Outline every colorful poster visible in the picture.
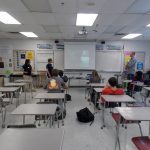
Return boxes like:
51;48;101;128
26;51;34;60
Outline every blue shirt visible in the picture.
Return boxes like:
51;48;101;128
126;58;136;74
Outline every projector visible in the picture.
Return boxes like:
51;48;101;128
78;27;88;35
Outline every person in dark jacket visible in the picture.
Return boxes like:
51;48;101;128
46;58;53;78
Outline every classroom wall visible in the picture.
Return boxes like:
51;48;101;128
0;39;150;81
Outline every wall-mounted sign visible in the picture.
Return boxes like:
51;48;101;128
137;62;143;70
37;44;53;49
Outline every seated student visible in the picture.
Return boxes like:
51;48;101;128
128;71;144;94
44;69;67;91
101;77;124;108
89;70;101;83
89;70;101;109
58;70;68;83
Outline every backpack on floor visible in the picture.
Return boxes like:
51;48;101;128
65;94;71;101
76;107;94;123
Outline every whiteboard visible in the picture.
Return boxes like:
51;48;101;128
36;51;54;71
54;50;64;70
96;50;123;72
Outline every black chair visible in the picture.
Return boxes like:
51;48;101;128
7;124;36;128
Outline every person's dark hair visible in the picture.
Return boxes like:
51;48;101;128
108;77;117;87
48;58;52;63
52;69;58;77
58;70;63;77
135;71;143;81
25;59;30;65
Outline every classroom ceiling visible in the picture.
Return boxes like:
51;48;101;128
0;0;150;41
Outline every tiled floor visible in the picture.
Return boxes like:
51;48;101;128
0;88;149;150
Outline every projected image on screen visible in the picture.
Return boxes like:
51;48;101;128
64;43;95;70
81;50;89;67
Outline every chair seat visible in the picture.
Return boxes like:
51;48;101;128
132;136;150;150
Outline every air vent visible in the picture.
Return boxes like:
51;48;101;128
114;33;126;36
8;32;20;34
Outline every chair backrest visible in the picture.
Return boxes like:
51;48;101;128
7;124;36;128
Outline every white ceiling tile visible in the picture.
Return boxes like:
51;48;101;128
49;0;77;13
101;0;135;13
77;0;106;13
59;26;76;33
39;32;62;39
32;13;57;25
54;13;76;26
43;25;60;33
126;0;150;14
111;14;142;26
0;0;28;12
96;13;120;26
103;25;125;34
21;0;52;13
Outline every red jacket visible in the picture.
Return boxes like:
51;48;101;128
102;87;124;95
101;87;124;103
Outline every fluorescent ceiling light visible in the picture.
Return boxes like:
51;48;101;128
122;33;142;39
76;13;98;26
20;32;38;38
146;24;150;27
0;12;21;24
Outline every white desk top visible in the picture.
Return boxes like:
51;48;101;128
15;79;32;83
0;94;5;98
144;87;150;91
4;82;26;87
35;93;65;99
94;88;104;93
101;95;135;102
123;80;132;83
116;107;150;121
0;87;20;92
0;129;64;150
89;83;106;87
11;104;58;115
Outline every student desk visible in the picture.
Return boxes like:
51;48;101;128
115;107;150;150
0;87;20;107
11;104;58;128
0;128;64;150
101;95;135;129
15;79;33;98
4;82;27;103
34;93;65;126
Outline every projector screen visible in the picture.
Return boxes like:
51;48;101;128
64;42;95;70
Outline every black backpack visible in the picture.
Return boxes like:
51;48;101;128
76;107;94;124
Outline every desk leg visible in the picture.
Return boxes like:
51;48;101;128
115;121;121;150
101;102;106;129
148;121;150;139
24;85;27;104
49;116;52;128
56;111;59;128
23;115;25;125
1;107;6;128
61;99;64;126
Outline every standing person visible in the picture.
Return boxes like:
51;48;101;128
46;58;53;78
22;59;33;91
126;52;136;80
22;59;32;79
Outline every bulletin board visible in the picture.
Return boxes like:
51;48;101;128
124;51;145;71
13;50;35;71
